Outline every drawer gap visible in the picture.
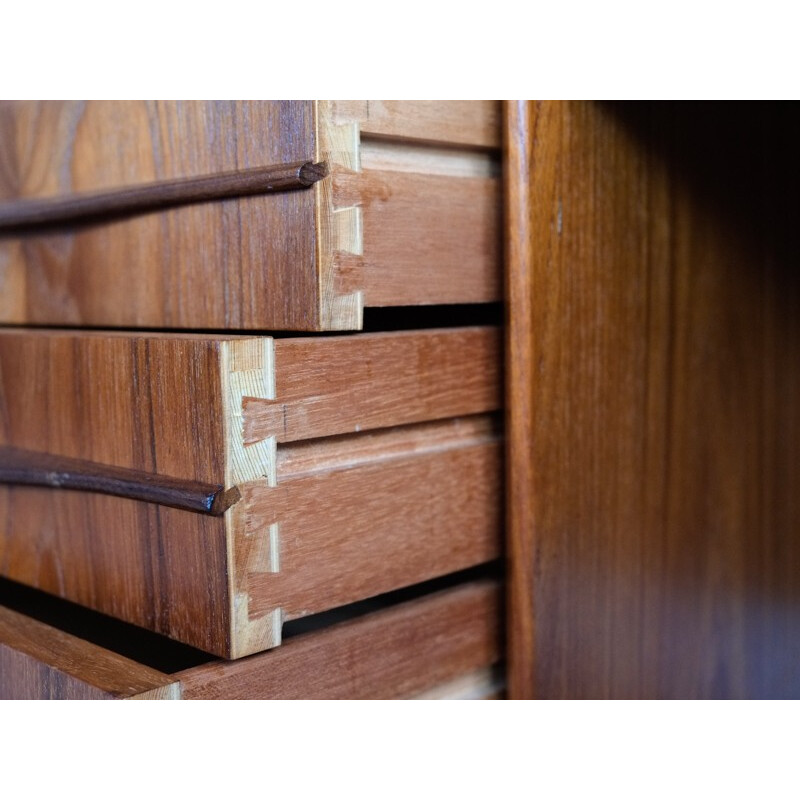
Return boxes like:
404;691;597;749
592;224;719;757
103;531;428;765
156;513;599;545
0;576;214;673
282;560;502;640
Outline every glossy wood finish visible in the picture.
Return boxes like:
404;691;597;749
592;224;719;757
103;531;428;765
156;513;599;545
0;101;320;330
506;101;800;698
0;160;324;231
0;101;502;330
177;579;501;700
0;327;502;658
505;101;536;700
0;331;232;654
0;606;178;699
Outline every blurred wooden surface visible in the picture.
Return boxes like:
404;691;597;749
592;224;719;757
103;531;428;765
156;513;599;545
177;578;501;700
506;100;800;698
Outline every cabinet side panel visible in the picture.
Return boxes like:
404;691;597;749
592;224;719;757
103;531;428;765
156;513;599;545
507;100;800;699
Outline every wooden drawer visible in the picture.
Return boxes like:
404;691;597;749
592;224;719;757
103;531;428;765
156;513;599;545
0;100;500;331
0;578;502;700
0;327;501;658
0;604;180;699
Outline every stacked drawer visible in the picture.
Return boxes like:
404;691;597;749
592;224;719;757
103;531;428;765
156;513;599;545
0;100;503;698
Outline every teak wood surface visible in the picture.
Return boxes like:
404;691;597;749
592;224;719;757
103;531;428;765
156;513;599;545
0;327;501;658
0;100;502;330
177;578;501;700
0;101;322;330
506;100;800;699
0;605;178;699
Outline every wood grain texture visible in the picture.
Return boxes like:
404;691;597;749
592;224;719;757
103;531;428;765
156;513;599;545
505;101;536;700
0;606;179;699
177;579;501;699
315;100;502;327
0;100;321;330
0;446;238;514
331;101;501;148
0;161;325;230
245;327;502;444
506;100;800;698
0;101;503;330
331;168;502;306
242;418;502;627
0;328;502;658
0;330;231;655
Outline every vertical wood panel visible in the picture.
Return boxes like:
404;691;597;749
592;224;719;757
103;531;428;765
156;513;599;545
506;101;800;698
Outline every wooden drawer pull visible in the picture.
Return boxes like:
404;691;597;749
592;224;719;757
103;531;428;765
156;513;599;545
0;446;240;515
0;160;327;231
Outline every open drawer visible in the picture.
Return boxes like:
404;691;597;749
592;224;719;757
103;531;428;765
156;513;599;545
0;100;500;330
0;577;502;700
0;326;502;658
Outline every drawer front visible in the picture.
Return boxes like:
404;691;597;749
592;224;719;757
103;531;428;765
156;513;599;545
0;327;501;657
0;100;321;330
0;101;501;331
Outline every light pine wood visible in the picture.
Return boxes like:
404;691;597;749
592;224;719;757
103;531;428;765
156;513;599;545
330;101;501;148
0;327;502;658
506;100;800;699
0;606;179;700
177;579;501;699
314;99;364;329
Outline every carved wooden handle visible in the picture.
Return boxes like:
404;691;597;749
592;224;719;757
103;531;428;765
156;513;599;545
0;447;240;516
0;160;327;231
